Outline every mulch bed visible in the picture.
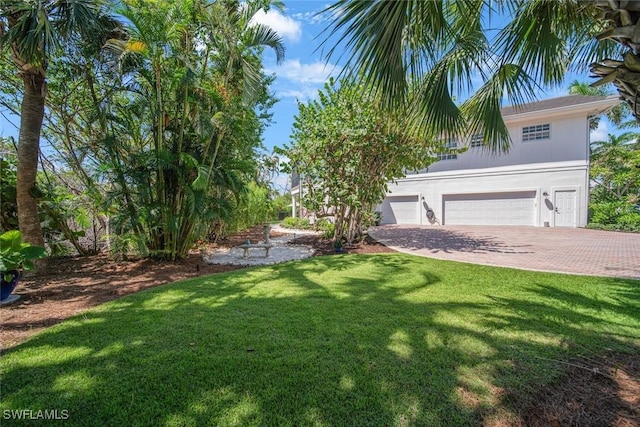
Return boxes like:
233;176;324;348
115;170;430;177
0;225;637;426
516;353;640;427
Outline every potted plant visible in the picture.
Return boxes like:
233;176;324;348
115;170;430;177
1;230;47;302
333;237;345;253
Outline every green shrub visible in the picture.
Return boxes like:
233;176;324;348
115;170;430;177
268;194;292;222
589;201;625;225
317;219;335;238
588;201;640;232
227;182;271;233
281;216;311;229
0;155;18;232
280;216;337;236
586;223;640;233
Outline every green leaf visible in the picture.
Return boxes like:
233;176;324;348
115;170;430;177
20;246;47;259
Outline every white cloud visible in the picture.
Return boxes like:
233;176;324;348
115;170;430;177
291;10;329;25
590;119;609;143
265;59;342;100
251;10;302;43
279;89;319;100
290;3;337;25
273;59;341;84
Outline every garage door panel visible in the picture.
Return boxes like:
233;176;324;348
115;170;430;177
444;191;535;226
380;195;419;225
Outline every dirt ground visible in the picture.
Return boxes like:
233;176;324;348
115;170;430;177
1;226;637;426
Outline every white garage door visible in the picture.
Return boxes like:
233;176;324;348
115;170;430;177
443;191;536;226
380;195;420;225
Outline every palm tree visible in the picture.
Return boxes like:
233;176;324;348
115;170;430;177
322;0;620;153
589;132;640;207
0;0;118;248
590;131;638;158
568;80;629;129
589;1;640;121
102;0;284;259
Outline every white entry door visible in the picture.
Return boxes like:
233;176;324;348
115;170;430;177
554;190;577;227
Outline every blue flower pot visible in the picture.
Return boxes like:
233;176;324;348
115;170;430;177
1;271;20;301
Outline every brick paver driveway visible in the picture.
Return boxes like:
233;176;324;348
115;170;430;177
368;225;640;279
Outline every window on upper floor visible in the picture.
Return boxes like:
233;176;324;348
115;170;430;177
470;133;483;148
522;124;550;142
437;138;457;160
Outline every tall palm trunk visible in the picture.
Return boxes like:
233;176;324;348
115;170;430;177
16;71;46;247
590;2;640;120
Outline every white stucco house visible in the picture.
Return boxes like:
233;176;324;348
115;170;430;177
378;95;620;228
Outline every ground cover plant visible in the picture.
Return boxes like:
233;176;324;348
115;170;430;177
1;254;638;426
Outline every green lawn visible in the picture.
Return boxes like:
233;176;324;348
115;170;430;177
1;254;638;426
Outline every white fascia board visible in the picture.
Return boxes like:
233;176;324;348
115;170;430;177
503;96;621;124
384;192;421;197
397;160;587;182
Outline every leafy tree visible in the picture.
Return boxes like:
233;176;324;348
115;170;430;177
0;0;119;250
269;192;291;220
98;0;284;259
226;181;272;233
589;132;640;230
0;137;99;253
0;137;18;232
282;79;438;243
589;2;640;122
0;0;284;260
568;80;628;129
564;82;640;230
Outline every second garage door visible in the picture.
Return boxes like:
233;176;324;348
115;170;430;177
379;195;420;224
443;191;536;225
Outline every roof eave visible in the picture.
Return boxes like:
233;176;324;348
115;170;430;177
502;96;621;123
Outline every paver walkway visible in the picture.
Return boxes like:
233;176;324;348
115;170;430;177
368;225;640;279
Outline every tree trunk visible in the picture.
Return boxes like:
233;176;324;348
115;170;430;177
591;1;640;120
16;71;46;248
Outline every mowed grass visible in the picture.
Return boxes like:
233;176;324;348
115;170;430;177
1;254;639;426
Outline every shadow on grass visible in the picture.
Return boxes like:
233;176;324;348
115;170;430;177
1;254;638;426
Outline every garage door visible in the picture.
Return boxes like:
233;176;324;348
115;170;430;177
380;195;420;225
443;191;536;225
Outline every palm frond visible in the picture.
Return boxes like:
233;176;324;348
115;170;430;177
323;0;413;106
461;63;538;154
246;23;285;64
1;0;57;68
495;0;599;87
408;62;464;141
53;0;103;38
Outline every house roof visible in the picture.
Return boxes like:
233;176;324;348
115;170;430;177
501;95;619;117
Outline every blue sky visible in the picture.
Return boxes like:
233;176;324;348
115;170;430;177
0;2;341;158
253;2;342;155
252;1;615;190
254;1;616;152
0;0;617;187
